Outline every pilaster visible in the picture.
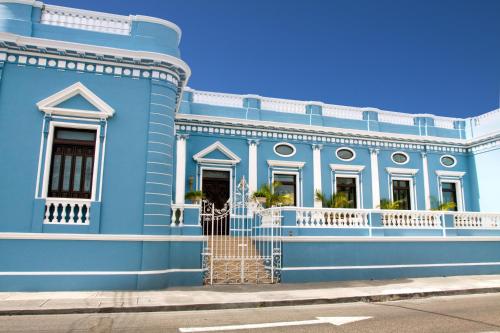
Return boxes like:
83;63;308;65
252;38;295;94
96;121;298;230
370;148;380;208
312;144;323;207
421;150;431;210
175;134;189;204
248;139;260;194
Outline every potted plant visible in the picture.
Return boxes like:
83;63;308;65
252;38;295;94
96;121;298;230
252;182;292;208
185;190;204;204
252;189;268;205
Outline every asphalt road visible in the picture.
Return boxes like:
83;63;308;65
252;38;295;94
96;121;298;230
2;293;500;332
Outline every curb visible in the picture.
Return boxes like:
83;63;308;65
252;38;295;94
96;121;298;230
2;287;500;316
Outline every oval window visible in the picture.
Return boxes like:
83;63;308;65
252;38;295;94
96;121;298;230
392;152;409;164
336;148;355;161
440;155;456;168
274;143;295;157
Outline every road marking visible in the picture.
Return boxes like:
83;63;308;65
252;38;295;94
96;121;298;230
178;316;372;332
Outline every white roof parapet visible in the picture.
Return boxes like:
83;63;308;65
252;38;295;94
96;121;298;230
377;110;415;126
322;104;364;120
260;96;307;114
191;90;244;108
187;88;463;128
39;4;182;42
41;4;132;36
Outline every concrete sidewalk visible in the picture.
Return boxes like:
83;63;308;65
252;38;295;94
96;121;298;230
2;275;500;316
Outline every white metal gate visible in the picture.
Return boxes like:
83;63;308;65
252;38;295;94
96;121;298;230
201;178;282;285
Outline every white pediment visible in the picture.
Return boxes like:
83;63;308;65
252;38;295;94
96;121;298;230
193;141;241;165
36;82;115;119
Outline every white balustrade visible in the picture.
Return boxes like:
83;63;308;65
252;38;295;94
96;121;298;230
433;117;456;129
260;97;306;114
378;111;415;126
191;91;244;108
322;105;364;120
454;212;500;228
296;208;369;228
381;210;442;228
44;198;91;225
41;5;131;35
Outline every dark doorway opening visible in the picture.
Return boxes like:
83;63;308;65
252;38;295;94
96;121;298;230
202;169;230;235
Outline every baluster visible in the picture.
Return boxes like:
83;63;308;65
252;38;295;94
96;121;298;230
43;203;50;224
179;208;184;226
68;202;75;224
76;203;83;224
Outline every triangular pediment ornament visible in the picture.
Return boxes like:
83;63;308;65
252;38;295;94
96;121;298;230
193;141;241;165
36;82;115;119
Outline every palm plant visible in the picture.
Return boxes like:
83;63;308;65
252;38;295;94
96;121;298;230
252;182;293;208
378;198;404;210
315;191;352;208
430;196;457;211
432;202;457;211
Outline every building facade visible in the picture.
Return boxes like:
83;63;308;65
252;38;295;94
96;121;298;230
1;0;500;291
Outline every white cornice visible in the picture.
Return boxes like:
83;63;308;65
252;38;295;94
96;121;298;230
330;164;365;172
176;114;465;146
436;170;466;178
267;160;305;169
176;113;500;150
386;167;419;175
0;32;191;78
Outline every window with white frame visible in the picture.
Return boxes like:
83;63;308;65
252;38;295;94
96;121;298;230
440;181;459;211
335;176;358;208
392;178;412;210
273;172;297;206
48;128;97;199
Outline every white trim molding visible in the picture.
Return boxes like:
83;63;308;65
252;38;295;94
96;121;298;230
193;141;241;165
330;164;365;172
37;82;115;119
386;167;419;176
435;170;466;178
0;232;204;242
267;160;306;169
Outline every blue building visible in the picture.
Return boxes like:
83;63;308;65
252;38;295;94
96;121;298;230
1;0;500;291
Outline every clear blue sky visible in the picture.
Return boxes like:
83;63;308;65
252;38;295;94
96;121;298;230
47;0;499;118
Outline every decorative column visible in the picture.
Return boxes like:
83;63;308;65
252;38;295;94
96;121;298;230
421;151;431;210
370;148;380;208
312;144;323;207
175;134;188;204
248;139;259;195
